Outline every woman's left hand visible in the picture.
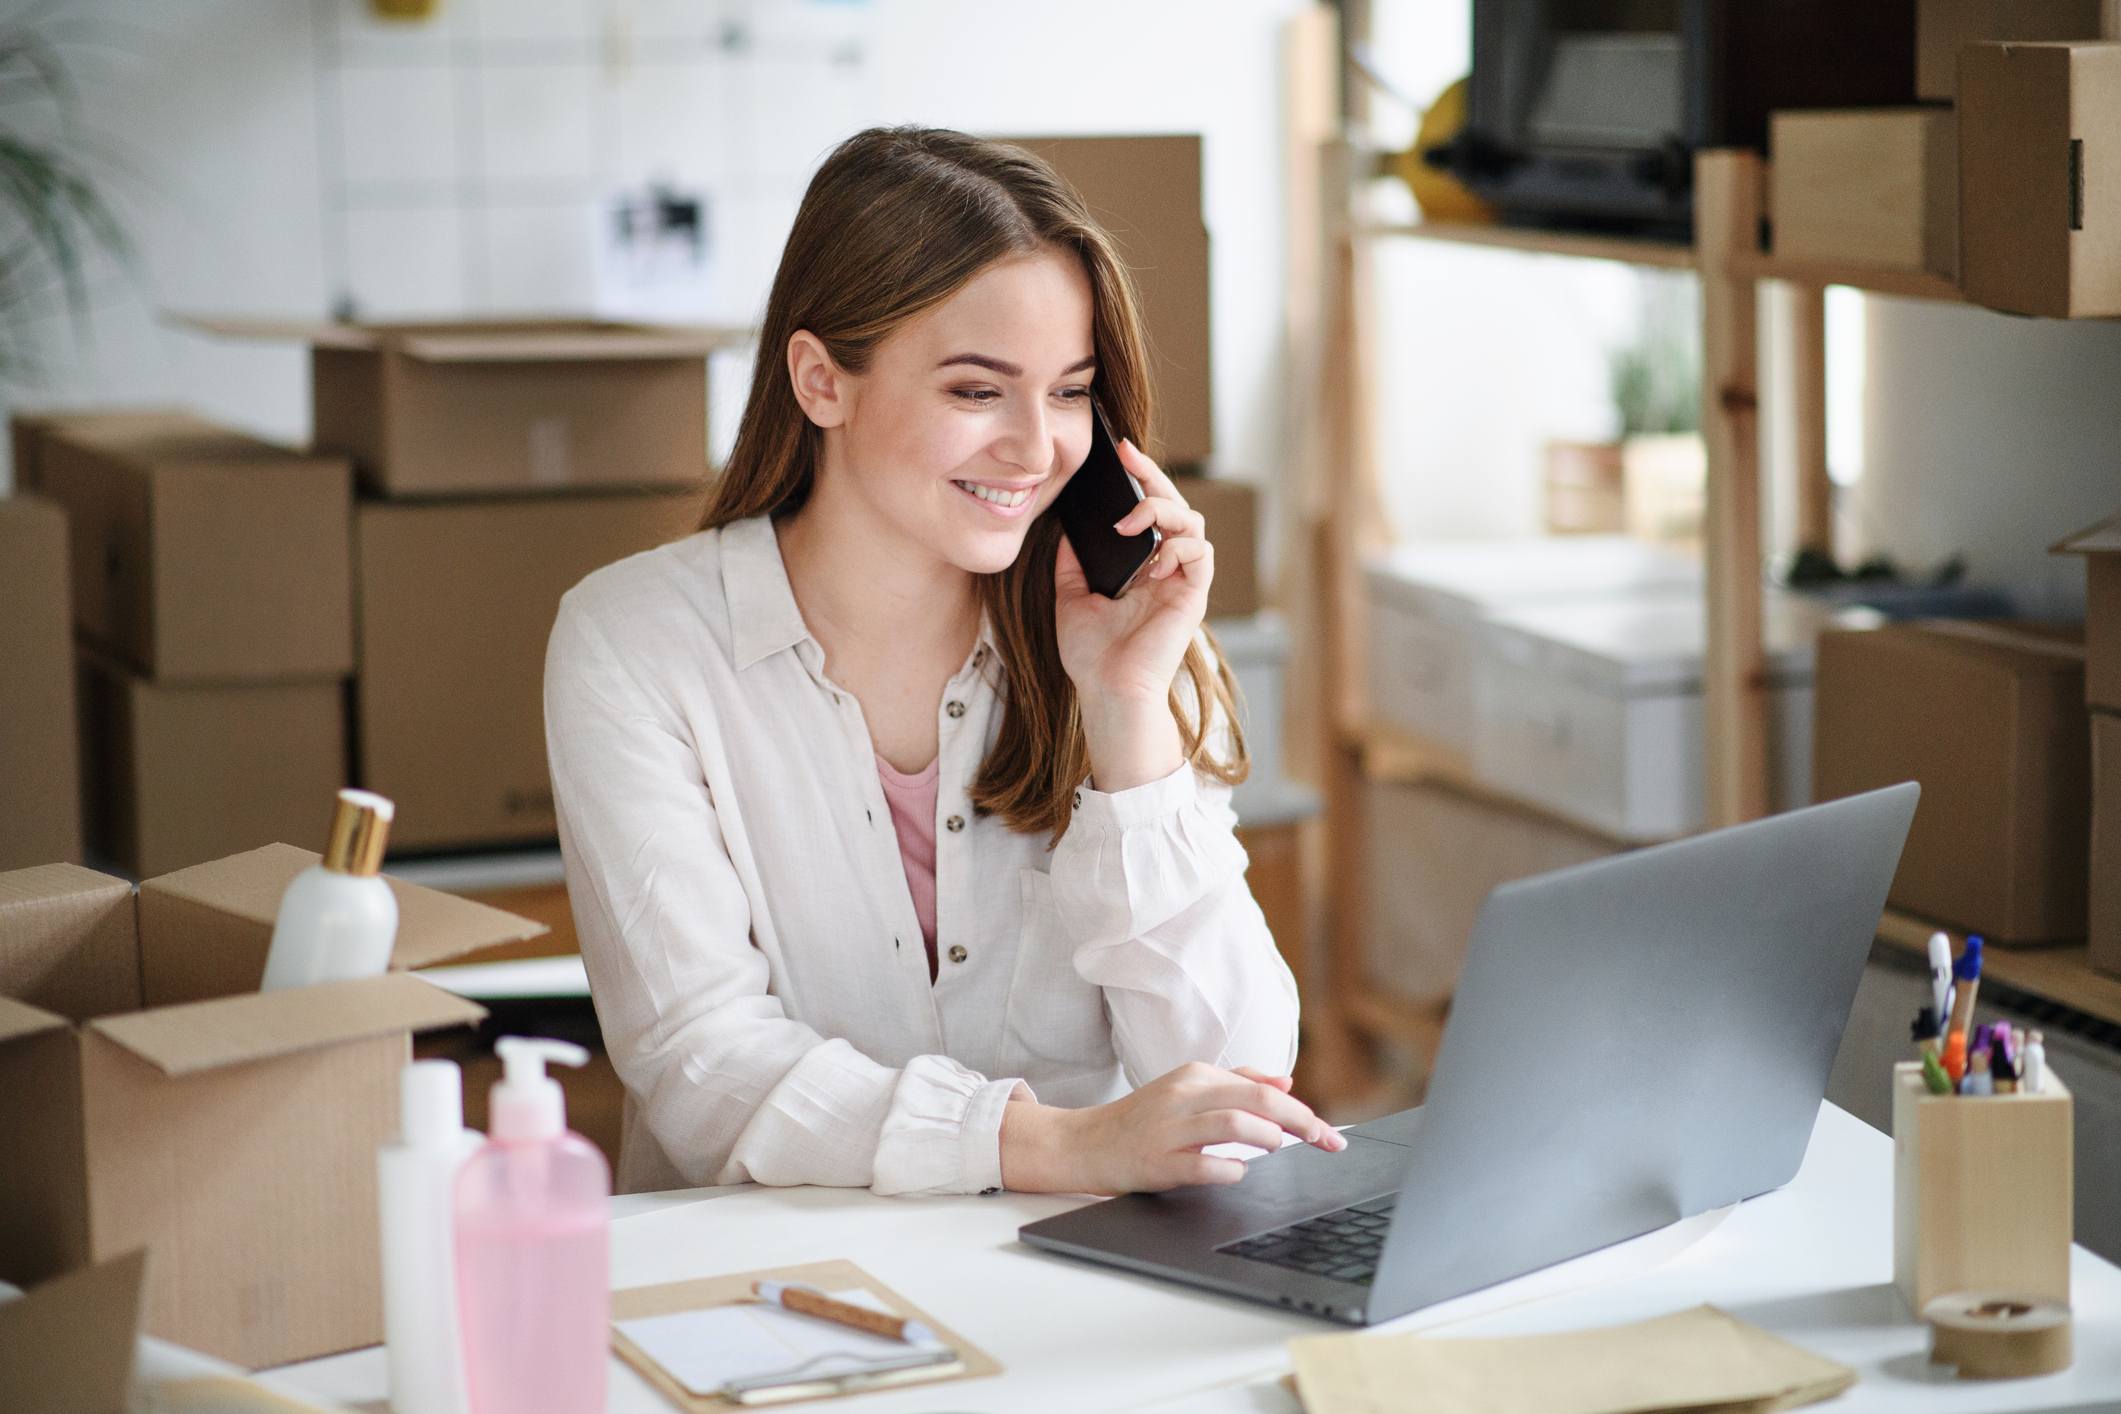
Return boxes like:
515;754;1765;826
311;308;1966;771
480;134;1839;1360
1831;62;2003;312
1053;435;1213;707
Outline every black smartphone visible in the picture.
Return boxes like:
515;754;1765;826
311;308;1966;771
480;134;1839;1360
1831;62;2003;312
1055;398;1161;598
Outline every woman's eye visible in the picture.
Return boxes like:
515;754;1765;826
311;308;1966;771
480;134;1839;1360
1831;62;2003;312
1057;386;1090;401
950;388;1000;404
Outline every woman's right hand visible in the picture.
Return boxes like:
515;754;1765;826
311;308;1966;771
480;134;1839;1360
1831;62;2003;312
1000;1061;1346;1196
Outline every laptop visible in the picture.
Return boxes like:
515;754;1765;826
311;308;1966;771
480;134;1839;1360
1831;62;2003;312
1019;783;1919;1325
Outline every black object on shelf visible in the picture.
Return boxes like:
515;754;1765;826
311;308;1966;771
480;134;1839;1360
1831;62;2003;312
1438;0;1917;237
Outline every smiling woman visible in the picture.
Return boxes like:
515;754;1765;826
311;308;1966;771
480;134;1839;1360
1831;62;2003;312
543;126;1336;1204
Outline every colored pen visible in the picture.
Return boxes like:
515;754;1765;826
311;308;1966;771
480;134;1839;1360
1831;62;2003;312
1920;1049;1954;1095
1910;1005;1942;1060
1927;931;1955;1031
1959;1048;1993;1096
2024;1030;2047;1094
751;1282;934;1345
1941;1029;1968;1086
1946;935;1984;1047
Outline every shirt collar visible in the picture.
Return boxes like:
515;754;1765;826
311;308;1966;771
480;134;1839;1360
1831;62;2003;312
721;515;810;671
721;512;1010;689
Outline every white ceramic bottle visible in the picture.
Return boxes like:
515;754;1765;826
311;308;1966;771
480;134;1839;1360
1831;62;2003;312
379;1060;484;1414
259;788;398;991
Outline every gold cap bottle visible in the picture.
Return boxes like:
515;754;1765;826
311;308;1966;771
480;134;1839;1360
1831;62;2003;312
324;789;395;876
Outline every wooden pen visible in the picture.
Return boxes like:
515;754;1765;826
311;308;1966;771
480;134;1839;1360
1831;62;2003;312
750;1281;936;1344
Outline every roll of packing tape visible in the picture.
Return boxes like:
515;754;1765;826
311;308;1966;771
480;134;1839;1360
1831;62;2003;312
1924;1293;2073;1379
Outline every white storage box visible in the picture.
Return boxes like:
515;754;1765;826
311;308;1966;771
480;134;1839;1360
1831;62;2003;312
1364;538;1700;755
1211;612;1310;824
1472;594;1831;841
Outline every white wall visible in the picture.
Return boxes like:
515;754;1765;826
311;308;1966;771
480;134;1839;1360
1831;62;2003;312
0;0;1309;491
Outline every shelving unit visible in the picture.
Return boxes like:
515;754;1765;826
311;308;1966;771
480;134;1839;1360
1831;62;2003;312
1294;12;2111;1106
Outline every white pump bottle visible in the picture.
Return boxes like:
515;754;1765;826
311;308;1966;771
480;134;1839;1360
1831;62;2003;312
378;1059;483;1414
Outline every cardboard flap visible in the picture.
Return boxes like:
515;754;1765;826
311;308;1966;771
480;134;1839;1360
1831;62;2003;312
86;972;485;1076
143;842;548;971
2053;511;2121;555
0;994;68;1047
164;313;380;349
394;325;723;363
0;1249;146;1413
1914;618;2087;667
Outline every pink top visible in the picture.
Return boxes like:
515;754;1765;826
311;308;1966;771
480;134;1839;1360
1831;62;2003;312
875;752;941;983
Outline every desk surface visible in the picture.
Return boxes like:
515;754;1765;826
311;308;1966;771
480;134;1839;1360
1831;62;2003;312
276;1102;2121;1413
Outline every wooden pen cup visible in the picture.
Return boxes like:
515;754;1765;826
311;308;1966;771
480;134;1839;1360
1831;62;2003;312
1892;1061;2073;1314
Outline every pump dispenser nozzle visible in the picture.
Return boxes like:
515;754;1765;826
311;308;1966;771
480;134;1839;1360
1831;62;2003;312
491;1036;589;1142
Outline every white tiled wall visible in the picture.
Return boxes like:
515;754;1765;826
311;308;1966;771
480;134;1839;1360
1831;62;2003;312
0;0;1311;500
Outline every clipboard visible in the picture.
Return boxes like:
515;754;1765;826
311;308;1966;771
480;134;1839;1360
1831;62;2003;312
610;1259;1002;1410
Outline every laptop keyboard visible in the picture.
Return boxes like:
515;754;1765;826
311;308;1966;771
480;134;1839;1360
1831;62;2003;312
1216;1194;1396;1286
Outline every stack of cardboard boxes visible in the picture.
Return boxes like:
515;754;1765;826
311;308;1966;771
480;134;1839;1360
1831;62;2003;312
2060;514;2121;974
1810;509;2120;968
1769;0;2121;317
180;317;725;855
0;843;544;1368
28;413;355;877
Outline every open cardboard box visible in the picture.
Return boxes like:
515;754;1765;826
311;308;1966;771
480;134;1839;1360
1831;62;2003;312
171;315;744;499
0;848;547;1369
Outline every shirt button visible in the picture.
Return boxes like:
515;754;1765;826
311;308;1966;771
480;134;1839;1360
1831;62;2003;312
945;699;966;719
974;647;987;664
945;814;964;833
948;944;969;964
1072;790;1083;809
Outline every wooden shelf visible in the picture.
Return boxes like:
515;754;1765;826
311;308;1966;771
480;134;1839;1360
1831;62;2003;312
1876;907;2121;1032
1360;219;1697;270
1733;252;1965;304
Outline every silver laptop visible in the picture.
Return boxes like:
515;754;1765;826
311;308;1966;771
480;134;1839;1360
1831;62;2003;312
1019;783;1919;1325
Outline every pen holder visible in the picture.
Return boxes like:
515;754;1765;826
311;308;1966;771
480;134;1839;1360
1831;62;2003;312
1892;1061;2073;1314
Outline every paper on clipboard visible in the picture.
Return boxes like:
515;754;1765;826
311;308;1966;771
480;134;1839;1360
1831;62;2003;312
610;1258;1001;1411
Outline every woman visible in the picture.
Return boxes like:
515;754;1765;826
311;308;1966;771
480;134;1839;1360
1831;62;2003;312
544;125;1343;1198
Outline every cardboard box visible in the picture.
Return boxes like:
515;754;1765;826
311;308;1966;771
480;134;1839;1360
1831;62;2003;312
0;854;538;1367
2093;712;2121;975
1771;108;1958;277
0;864;139;1022
356;491;701;851
1174;471;1260;617
1916;0;2113;98
137;841;547;1007
2055;510;2121;710
177;316;728;499
76;647;348;879
8;406;206;496
37;422;353;682
0;1250;145;1414
1960;41;2121;318
0;497;82;871
1814;621;2089;942
999;136;1213;467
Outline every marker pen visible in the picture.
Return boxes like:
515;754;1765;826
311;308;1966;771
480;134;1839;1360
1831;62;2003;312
1946;935;1984;1047
1920;1049;1955;1096
1959;1048;1994;1097
2024;1030;2047;1094
1941;1029;1969;1086
1927;931;1955;1031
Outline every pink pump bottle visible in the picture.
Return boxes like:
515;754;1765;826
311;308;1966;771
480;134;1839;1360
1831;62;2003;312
454;1037;611;1414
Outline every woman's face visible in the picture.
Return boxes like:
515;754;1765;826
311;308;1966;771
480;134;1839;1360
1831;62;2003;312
801;245;1097;576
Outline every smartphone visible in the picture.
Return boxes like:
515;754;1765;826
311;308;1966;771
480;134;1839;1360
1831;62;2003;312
1055;398;1161;598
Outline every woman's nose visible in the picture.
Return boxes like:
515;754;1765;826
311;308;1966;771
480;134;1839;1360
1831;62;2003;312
991;400;1052;473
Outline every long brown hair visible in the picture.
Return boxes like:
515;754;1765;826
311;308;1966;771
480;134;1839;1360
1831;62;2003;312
697;125;1245;841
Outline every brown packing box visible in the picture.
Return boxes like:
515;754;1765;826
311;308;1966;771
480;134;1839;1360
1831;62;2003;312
1960;41;2121;318
2055;511;2121;710
76;646;347;879
1814;620;2089;942
0;497;82;870
175;316;732;499
2094;712;2121;974
1771;108;1958;278
8;406;206;496
0;864;140;1022
1173;470;1261;618
37;421;354;682
137;841;548;1007
0;1250;146;1414
999;136;1214;467
0;854;540;1368
1916;0;2114;98
356;490;701;851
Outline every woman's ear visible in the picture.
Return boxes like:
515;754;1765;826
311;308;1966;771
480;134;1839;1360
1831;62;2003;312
787;330;851;429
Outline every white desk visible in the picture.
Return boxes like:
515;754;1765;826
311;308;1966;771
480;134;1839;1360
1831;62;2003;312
274;1102;2121;1412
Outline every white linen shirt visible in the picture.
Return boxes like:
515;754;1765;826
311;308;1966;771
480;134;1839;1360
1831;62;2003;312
543;514;1300;1196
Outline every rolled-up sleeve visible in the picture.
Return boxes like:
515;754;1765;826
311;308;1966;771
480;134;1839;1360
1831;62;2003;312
1046;659;1301;1088
544;596;1026;1195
